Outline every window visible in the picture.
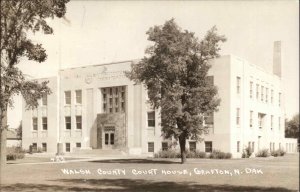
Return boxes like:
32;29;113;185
258;113;264;129
42;143;47;152
32;117;38;130
76;143;81;148
110;133;114;145
147;111;155;127
65;143;70;152
102;86;126;113
75;90;82;104
105;133;109;145
32;143;37;152
251;142;255;153
65;116;71;130
278;117;281;130
42;93;47;106
148;142;154;152
250;81;253;98
250;111;253;127
189;141;196;152
76;116;82;129
236;108;240;126
261;86;264;102
265;88;268;103
237;141;240;152
42;117;47;130
271;89;274;103
279;143;281;149
270;142;272;152
256;84;259;100
205;141;212;152
204;112;214;125
278;93;281;107
65;91;71;105
271;115;273;130
162;142;168;151
236;77;241;94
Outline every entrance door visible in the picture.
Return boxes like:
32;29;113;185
103;126;115;149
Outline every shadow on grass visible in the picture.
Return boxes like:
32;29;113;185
89;158;179;164
1;179;296;192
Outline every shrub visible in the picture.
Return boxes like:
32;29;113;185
242;146;253;158
271;149;285;157
255;149;270;157
6;146;25;161
194;150;207;158
154;149;180;158
154;149;207;159
209;150;232;159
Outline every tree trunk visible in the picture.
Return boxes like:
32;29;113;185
0;108;7;185
179;134;187;164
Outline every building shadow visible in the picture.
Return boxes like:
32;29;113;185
89;158;179;164
1;179;295;192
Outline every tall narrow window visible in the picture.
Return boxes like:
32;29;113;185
236;77;241;94
278;117;281;130
189;142;196;152
250;111;253;127
265;88;268;103
65;143;70;152
237;141;240;152
271;115;273;130
65;116;71;130
147;111;155;127
261;86;264;102
162;142;168;151
278;93;281;107
271;89;274;103
258;113;264;129
148;142;154;152
236;108;240;126
76;116;82;129
110;133;114;145
65;91;71;105
252;142;255;153
32;143;37;152
75;90;82;104
42;93;47;106
249;81;253;98
42;117;47;130
42;143;47;152
205;141;213;152
256;84;259;100
32;117;38;130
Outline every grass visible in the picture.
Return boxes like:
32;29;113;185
1;154;299;191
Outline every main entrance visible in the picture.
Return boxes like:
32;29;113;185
104;126;115;149
97;113;126;150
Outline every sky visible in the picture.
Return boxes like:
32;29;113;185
7;0;299;127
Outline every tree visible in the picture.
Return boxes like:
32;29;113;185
0;0;69;170
16;120;22;138
285;114;299;138
127;19;226;163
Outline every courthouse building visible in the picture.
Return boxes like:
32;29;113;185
22;42;298;157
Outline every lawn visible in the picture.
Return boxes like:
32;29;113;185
1;154;299;192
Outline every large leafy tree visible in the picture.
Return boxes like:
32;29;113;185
0;0;69;169
127;19;226;163
285;114;299;138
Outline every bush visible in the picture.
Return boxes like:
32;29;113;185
209;150;232;159
255;149;270;157
154;149;180;158
242;146;253;158
6;146;25;161
271;149;285;157
154;149;207;159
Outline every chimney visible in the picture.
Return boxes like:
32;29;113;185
273;41;281;77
